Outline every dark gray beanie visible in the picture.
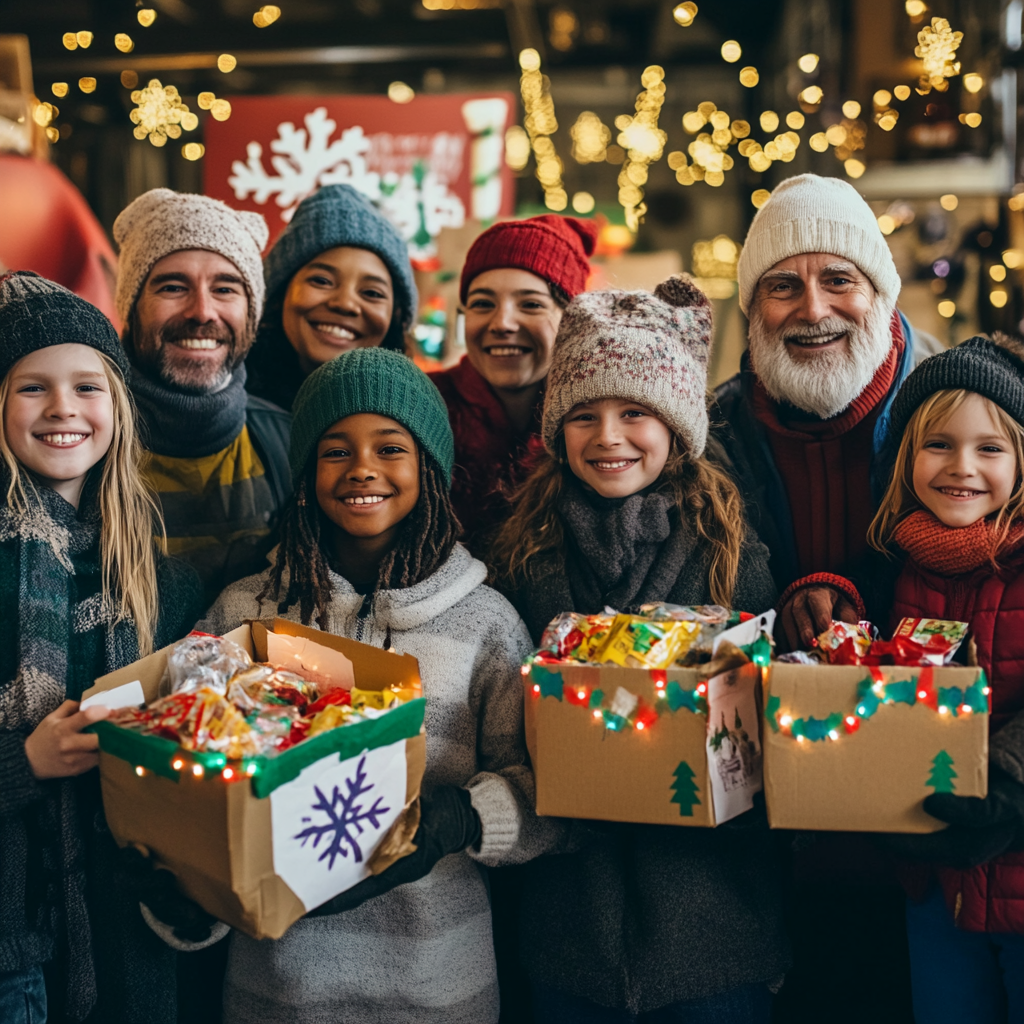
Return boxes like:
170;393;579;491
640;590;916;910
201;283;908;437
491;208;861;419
888;335;1024;442
263;184;417;331
0;271;129;380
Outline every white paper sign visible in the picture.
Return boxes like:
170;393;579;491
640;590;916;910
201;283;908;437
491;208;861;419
270;740;408;911
705;665;763;823
81;679;145;711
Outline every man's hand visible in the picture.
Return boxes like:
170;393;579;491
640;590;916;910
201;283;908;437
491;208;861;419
778;585;859;651
25;700;110;780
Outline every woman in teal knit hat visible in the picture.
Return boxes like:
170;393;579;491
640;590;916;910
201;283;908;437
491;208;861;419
195;348;554;1024
246;185;418;411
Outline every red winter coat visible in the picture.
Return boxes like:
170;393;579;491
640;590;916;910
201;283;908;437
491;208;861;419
892;552;1024;933
429;356;543;552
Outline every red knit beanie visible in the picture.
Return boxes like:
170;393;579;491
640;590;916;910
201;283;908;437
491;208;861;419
459;215;598;304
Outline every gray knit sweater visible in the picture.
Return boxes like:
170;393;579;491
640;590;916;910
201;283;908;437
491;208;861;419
197;544;554;1024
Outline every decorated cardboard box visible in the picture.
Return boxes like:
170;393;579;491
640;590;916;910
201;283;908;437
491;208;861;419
523;659;764;827
81;619;425;940
763;664;989;833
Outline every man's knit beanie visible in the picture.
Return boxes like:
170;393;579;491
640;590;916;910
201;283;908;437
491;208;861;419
888;335;1024;443
542;274;713;457
459;215;598;304
0;271;129;380
289;347;454;484
113;188;269;339
736;173;901;316
263;185;417;332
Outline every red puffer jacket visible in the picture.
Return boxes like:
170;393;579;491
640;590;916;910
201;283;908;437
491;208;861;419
892;552;1024;933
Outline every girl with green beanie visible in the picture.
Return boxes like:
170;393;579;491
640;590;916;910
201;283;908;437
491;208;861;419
197;347;553;1024
246;184;418;411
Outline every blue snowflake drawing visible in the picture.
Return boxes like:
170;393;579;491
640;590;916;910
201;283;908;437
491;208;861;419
293;755;391;868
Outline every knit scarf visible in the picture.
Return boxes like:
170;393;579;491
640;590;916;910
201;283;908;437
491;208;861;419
557;476;697;611
893;509;1024;576
130;362;249;459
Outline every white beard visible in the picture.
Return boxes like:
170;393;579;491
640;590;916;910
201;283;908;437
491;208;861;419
748;299;895;419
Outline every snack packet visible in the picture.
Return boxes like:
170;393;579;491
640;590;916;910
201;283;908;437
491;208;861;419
891;618;967;665
814;620;877;664
163;634;252;696
595;614;702;670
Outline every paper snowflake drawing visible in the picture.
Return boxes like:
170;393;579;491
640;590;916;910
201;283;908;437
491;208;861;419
293;754;391;868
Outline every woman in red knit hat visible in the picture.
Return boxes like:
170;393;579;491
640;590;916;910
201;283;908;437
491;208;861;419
430;214;596;551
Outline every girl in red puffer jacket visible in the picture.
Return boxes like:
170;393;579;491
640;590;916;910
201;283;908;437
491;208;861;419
781;334;1024;1024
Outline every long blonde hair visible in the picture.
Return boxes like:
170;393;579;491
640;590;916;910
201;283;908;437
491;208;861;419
0;352;165;655
490;433;746;607
868;388;1024;558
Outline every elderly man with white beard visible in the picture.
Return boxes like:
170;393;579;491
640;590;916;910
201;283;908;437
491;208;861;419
711;174;926;1023
711;175;929;634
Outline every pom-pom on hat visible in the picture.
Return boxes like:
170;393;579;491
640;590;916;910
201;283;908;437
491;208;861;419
542;274;713;457
263;184;417;336
0;271;129;381
736;173;901;316
289;347;454;484
459;215;597;304
888;334;1024;444
113;188;269;340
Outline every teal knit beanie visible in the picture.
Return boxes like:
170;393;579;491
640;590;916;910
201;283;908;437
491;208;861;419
289;348;454;484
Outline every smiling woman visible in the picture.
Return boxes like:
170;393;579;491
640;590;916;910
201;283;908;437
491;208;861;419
247;184;417;412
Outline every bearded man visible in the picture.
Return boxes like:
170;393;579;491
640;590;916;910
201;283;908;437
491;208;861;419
114;189;290;603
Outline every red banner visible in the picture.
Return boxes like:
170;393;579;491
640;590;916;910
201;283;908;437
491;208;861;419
203;93;515;260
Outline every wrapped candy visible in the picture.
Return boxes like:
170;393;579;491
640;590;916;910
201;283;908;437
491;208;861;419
595;614;702;670
814;621;878;664
892;618;967;665
162;634;252;696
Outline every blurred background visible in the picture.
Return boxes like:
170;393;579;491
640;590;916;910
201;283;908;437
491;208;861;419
0;0;1017;383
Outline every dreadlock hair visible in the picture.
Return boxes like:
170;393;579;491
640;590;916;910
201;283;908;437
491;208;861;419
259;448;461;628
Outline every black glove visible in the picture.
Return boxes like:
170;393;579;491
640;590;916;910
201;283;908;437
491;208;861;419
874;766;1024;870
117;846;217;943
309;784;482;916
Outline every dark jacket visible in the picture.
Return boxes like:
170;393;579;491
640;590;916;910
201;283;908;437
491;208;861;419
710;311;917;593
499;488;789;1013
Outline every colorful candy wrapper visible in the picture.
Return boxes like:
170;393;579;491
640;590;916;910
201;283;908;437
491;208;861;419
594;614;702;670
163;634;252;696
891;618;967;665
814;620;877;664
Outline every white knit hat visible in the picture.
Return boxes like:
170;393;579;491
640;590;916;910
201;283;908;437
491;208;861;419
113;188;269;339
736;174;900;315
542;274;713;457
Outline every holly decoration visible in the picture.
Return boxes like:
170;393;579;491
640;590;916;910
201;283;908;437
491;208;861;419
927;749;957;794
671;760;700;817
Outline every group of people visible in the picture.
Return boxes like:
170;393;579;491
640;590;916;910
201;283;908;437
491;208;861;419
2;168;1024;1024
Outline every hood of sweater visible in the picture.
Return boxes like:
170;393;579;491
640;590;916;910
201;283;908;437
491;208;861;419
129;361;249;458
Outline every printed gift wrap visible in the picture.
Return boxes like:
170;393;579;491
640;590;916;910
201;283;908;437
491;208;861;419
82;619;425;940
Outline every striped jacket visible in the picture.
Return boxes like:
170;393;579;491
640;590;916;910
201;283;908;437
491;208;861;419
197;544;555;1024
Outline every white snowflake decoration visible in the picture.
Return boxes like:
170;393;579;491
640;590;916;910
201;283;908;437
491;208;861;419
228;105;465;256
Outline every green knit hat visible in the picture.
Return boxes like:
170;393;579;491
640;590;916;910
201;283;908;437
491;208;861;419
289;348;454;484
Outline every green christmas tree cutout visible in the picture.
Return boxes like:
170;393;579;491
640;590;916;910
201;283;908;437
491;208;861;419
927;750;957;794
671;761;701;817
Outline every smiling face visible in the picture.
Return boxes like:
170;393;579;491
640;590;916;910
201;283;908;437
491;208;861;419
282;247;395;375
315;413;420;551
3;344;115;507
749;252;893;419
463;268;564;394
912;392;1019;528
133;249;250;393
562;397;673;498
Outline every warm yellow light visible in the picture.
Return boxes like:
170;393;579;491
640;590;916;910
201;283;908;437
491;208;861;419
939;193;958;211
52;82;68;98
750;151;771;173
76;31;93;47
544;189;568;211
505;125;531;170
192;763;204;777
759;110;779;133
254;4;281;26
905;0;927;15
797;53;819;73
799;86;823;105
519;48;541;71
62;33;78;50
388;81;415;103
963;112;982;128
991;264;1007;281
844;158;866;178
115;33;134;53
842;100;861;119
938;300;956;318
209;98;232;121
991;289;1008;308
894;85;911;101
217;54;237;73
963;72;984;93
751;188;770;208
809;132;829;152
572;190;595;214
137;8;156;26
78;77;96;94
682;110;705;133
1005;249;1024;269
873;89;892;107
121;70;139;89
738;66;759;87
878;214;896;235
878;113;898;131
672;2;697;26
198;91;216;110
785;111;804;129
182;142;205;160
721;41;742;63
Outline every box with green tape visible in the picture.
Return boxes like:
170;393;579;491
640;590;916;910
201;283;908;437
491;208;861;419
763;664;988;833
81;619;425;940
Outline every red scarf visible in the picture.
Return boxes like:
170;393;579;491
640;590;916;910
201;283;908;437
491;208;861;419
893;509;1024;576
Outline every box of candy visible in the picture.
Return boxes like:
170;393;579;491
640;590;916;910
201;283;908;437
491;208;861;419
81;618;425;940
523;609;774;827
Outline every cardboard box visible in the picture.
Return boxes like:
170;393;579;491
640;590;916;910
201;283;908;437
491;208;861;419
524;661;764;827
82;619;426;940
763;664;989;833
